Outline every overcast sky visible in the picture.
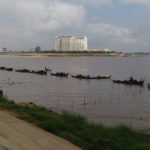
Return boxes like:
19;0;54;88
0;0;150;52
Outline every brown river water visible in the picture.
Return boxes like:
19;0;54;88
0;55;150;132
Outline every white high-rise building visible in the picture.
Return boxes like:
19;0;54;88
54;36;88;51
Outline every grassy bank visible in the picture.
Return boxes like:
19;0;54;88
0;96;150;150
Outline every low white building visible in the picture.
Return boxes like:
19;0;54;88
104;49;113;52
89;49;113;52
54;36;88;51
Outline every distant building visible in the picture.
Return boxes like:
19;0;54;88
35;46;41;52
2;48;7;52
54;36;88;51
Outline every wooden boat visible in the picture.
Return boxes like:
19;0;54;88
72;74;111;79
71;74;85;78
15;69;31;73
45;67;51;72
0;67;6;70
5;68;13;71
113;77;144;86
0;67;13;71
31;70;47;75
51;72;68;77
96;75;111;79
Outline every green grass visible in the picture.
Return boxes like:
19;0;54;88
0;96;150;150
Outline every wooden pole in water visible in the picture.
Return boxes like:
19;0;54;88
72;100;74;108
84;96;86;105
0;89;3;96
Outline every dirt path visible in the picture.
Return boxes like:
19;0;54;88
0;111;81;150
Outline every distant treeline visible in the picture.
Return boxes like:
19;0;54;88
126;52;150;56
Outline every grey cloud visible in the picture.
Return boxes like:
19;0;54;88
85;23;147;52
16;1;85;31
63;0;111;5
0;0;85;50
119;0;150;6
0;0;149;52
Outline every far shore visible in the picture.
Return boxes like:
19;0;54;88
0;52;134;57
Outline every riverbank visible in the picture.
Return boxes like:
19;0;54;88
0;52;130;57
0;111;81;150
0;96;150;150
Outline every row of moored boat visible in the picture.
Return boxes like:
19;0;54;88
0;66;150;88
0;66;112;79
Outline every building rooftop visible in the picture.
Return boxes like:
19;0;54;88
55;36;87;39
